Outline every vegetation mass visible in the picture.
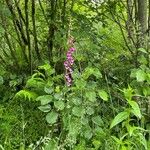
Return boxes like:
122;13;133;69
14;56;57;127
0;0;150;149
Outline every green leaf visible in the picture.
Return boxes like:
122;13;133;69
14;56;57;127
54;93;62;100
92;140;101;149
82;67;102;79
46;111;58;124
84;127;93;139
44;140;57;150
38;64;55;76
98;90;108;101
136;69;146;82
54;101;65;110
75;79;86;89
111;136;122;145
38;105;51;112
72;106;85;117
86;91;96;102
44;86;53;94
72;97;82;105
36;95;53;105
123;86;134;101
138;48;147;54
92;116;104;126
0;76;4;85
110;111;129;129
15;90;38;101
86;107;94;115
94;68;102;79
143;86;150;96
138;133;147;150
129;100;142;119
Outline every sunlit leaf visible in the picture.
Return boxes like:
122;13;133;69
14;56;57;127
54;100;65;110
110;111;129;129
98;90;108;101
129;100;141;119
46;111;58;124
36;95;53;105
38;105;51;112
136;69;146;82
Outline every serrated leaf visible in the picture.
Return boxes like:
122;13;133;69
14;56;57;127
129;100;141;119
86;91;96;102
15;90;38;101
92;116;104;126
46;111;58;124
72;106;85;117
72;97;82;105
84;128;93;139
110;111;129;129
98;90;108;101
38;105;51;112
86;107;94;115
36;95;53;105
54;101;65;110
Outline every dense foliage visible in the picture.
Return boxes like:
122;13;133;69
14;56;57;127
0;0;150;149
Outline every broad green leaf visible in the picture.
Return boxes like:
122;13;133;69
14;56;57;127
84;128;93;139
72;106;85;117
86;91;96;102
36;95;53;105
98;90;108;101
136;69;146;82
44;86;53;94
86;107;94;115
54;93;62;100
92;116;104;126
110;111;129;129
46;111;58;124
54;101;65;110
81;117;89;125
129;100;141;119
72;97;82;105
38;105;51;112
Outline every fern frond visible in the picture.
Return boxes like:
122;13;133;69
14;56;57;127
14;90;38;101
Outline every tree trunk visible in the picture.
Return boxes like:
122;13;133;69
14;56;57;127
137;0;148;47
